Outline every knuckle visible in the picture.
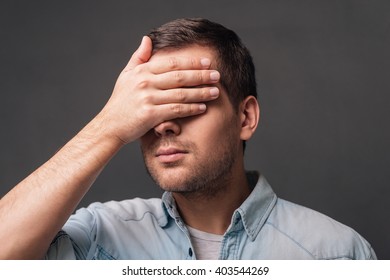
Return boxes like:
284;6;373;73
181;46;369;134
196;72;204;83
170;104;182;115
141;104;154;117
168;57;178;70
201;88;208;99
140;93;153;104
173;71;184;83
189;104;196;114
189;57;197;68
133;64;144;74
176;89;186;102
137;80;149;89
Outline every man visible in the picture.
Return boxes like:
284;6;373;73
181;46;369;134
0;18;376;259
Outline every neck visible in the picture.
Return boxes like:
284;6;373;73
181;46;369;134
172;165;250;235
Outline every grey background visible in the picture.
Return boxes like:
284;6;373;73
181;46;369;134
1;0;389;259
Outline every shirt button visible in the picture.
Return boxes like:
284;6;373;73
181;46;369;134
188;248;193;257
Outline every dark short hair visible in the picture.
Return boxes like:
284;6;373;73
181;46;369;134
148;18;257;111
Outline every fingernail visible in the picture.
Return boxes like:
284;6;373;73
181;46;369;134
199;104;207;111
210;87;219;98
210;71;220;82
200;58;211;68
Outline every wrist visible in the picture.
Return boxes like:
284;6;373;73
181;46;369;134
79;112;126;154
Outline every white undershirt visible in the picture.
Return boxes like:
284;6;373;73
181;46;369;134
186;226;223;260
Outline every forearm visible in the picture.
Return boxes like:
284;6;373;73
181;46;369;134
0;115;123;259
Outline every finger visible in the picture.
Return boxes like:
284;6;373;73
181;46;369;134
157;103;208;121
148;56;212;74
150;87;219;104
124;36;153;72
155;70;220;89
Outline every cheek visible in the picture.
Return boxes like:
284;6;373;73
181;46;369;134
139;132;155;154
195;117;240;148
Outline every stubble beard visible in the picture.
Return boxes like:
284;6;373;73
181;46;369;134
141;134;238;200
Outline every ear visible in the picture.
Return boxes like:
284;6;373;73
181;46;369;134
239;96;260;141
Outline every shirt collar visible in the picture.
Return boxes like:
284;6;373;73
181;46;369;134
160;171;278;241
161;191;180;224
234;171;277;241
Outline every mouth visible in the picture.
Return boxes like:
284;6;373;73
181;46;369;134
155;147;188;164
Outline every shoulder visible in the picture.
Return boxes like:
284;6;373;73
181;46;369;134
266;198;376;259
57;198;167;259
65;197;167;232
64;197;167;244
82;197;166;222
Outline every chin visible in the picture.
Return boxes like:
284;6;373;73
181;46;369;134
160;176;190;191
148;166;191;191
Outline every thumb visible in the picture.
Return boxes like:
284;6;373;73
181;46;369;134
124;36;153;71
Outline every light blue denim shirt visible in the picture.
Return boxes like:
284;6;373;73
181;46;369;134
46;172;376;259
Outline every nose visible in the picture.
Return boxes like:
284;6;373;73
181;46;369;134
153;120;181;137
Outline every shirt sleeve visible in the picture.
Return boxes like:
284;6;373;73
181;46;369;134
45;231;77;259
45;207;97;260
357;232;378;260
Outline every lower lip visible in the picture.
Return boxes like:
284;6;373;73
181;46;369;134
157;153;187;163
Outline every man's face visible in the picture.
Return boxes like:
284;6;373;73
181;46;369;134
140;46;244;195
